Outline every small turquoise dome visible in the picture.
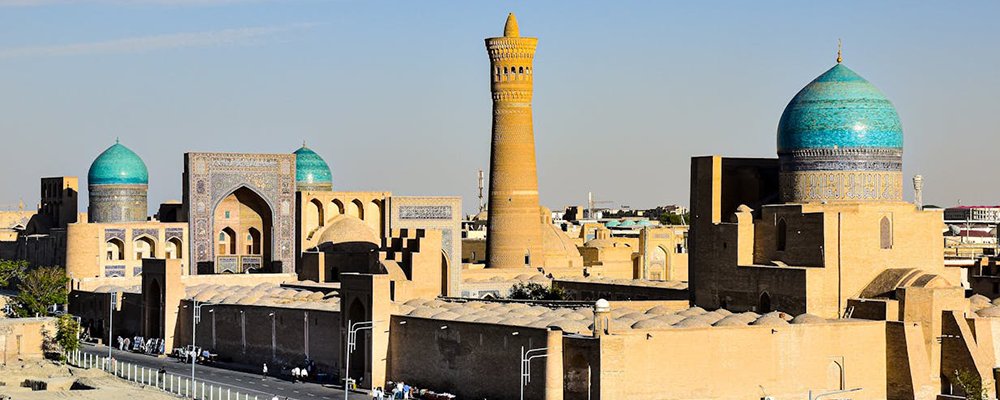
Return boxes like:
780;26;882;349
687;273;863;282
293;146;332;185
88;142;148;186
777;63;902;152
605;220;621;228
619;220;637;227
637;220;652;226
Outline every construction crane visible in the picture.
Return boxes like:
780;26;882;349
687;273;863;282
588;192;613;219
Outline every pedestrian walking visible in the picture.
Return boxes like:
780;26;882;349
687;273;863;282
291;366;300;383
262;363;269;380
300;366;308;383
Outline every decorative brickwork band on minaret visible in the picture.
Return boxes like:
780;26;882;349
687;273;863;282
485;13;544;269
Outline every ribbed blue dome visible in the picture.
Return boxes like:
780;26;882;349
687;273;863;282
777;64;902;153
293;146;332;185
87;142;148;186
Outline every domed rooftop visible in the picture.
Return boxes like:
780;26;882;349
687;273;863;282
88;141;148;186
317;215;379;246
604;220;621;228
777;63;902;153
293;145;332;188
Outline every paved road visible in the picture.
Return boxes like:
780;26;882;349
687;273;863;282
80;344;369;400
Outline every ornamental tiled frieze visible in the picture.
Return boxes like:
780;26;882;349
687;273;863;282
779;171;902;203
165;228;184;242
104;228;126;242
132;228;159;239
184;152;296;274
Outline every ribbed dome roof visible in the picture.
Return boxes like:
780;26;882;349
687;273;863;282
88;141;148;185
293;146;332;185
777;64;902;153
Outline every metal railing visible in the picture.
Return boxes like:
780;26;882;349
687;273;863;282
66;349;261;400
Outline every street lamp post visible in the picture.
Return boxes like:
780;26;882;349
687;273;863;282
344;320;375;400
108;291;117;365
519;346;548;400
190;300;214;391
268;312;276;361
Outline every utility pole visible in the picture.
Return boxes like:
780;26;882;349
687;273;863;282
478;169;485;213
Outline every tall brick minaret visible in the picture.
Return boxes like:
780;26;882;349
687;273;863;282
485;13;543;269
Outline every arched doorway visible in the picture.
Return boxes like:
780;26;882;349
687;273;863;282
648;246;667;281
441;251;449;297
759;292;772;313
213;187;274;273
247;227;261;255
218;227;236;255
144;279;163;339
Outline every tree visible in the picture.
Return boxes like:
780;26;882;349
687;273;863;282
658;212;690;226
507;282;565;300
14;266;69;317
953;368;990;400
0;259;28;287
54;314;81;355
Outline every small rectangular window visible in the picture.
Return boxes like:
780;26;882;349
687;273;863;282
389;281;396;301
224;211;231;219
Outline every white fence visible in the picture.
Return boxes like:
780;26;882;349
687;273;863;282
67;349;261;400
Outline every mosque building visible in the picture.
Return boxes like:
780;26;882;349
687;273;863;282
14;13;1000;400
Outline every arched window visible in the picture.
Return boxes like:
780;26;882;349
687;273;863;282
776;218;787;252
166;237;182;259
307;198;324;232
331;199;345;216
880;216;892;249
106;238;125;261
134;236;155;260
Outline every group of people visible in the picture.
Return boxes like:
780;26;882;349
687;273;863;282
371;381;414;399
260;359;317;383
290;365;310;383
116;335;131;351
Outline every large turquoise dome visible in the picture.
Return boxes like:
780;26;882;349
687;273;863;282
777;63;902;152
777;62;903;203
87;142;149;186
293;146;332;190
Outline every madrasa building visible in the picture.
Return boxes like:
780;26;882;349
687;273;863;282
44;13;1000;400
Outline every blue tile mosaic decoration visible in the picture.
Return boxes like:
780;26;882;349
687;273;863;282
777;64;903;152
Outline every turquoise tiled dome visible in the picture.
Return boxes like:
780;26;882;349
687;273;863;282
777;63;902;152
293;146;332;185
87;142;148;186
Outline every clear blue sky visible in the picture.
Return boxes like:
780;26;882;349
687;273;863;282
0;1;997;214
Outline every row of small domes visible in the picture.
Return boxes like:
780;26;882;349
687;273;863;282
86;141;333;187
